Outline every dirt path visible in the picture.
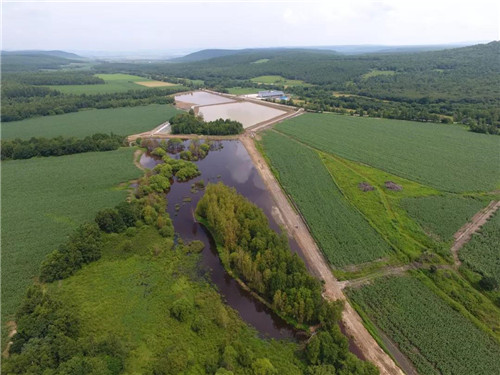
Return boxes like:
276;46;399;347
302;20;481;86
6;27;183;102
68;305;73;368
2;321;17;358
451;200;500;267
133;149;146;171
240;135;405;375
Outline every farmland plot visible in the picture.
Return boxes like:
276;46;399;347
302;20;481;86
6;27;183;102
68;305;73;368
347;275;500;375
460;211;500;284
261;130;392;267
275;113;500;192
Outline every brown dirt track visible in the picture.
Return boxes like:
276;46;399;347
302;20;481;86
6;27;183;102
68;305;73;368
451;200;500;267
240;135;405;375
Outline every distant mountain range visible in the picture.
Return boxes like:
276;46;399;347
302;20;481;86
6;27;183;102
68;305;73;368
1;50;83;59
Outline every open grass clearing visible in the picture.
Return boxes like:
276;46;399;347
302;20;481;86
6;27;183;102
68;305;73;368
251;75;310;87
361;70;396;79
226;87;260;95
275;113;500;192
1;148;142;344
50;226;303;374
2;104;181;140
319;152;442;264
261;130;393;268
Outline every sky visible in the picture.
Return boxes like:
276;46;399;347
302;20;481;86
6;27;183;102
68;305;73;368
2;0;499;55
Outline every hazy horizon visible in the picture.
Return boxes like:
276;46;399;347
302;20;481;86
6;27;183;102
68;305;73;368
2;0;499;54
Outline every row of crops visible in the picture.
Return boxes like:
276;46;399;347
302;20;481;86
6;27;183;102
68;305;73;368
274;113;499;193
260;130;392;267
401;195;489;241
460;211;500;284
347;275;500;375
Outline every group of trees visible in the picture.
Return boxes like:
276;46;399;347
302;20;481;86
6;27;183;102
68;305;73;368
170;112;244;135
1;86;179;122
196;184;336;326
196;183;378;374
1;133;125;160
4;285;126;375
4;71;106;85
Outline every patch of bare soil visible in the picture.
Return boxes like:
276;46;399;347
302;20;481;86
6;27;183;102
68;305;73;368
451;200;500;267
385;181;403;191
359;182;375;192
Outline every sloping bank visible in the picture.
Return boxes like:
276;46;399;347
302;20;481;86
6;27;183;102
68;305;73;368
196;182;379;375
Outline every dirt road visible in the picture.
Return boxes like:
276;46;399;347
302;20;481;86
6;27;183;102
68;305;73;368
240;135;405;375
451;200;500;267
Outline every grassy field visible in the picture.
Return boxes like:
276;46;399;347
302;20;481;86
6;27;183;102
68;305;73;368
50;227;303;374
347;275;500;375
460;211;500;284
2;104;181;139
401;195;490;241
361;70;396;79
1;148;141;337
46;73;182;94
275;113;500;192
320;152;442;261
251;75;310;87
261;130;392;268
227;87;260;95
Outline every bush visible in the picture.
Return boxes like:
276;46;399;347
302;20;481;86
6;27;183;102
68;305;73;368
479;276;498;291
40;223;102;282
170;298;193;322
95;208;126;233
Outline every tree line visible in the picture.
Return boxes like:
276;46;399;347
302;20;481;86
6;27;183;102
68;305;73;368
1;85;181;122
170;111;244;135
1;133;126;161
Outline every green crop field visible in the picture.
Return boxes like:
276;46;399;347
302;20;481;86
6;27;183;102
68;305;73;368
401;195;490;241
2;104;181;139
261;130;392;267
50;227;302;374
1;148;141;336
347;275;500;375
46;73;182;94
251;75;310;87
275;113;500;192
460;211;500;284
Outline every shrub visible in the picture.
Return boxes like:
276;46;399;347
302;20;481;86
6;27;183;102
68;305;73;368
95;208;126;233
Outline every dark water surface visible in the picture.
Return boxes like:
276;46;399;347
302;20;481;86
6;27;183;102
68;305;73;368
141;140;300;339
140;140;365;357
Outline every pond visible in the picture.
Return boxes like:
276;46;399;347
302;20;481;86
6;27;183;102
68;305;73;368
174;91;235;106
139;140;366;356
197;101;287;128
141;140;302;339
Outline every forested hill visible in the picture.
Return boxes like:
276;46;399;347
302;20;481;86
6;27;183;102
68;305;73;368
1;53;81;72
171;47;338;62
1;50;82;58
